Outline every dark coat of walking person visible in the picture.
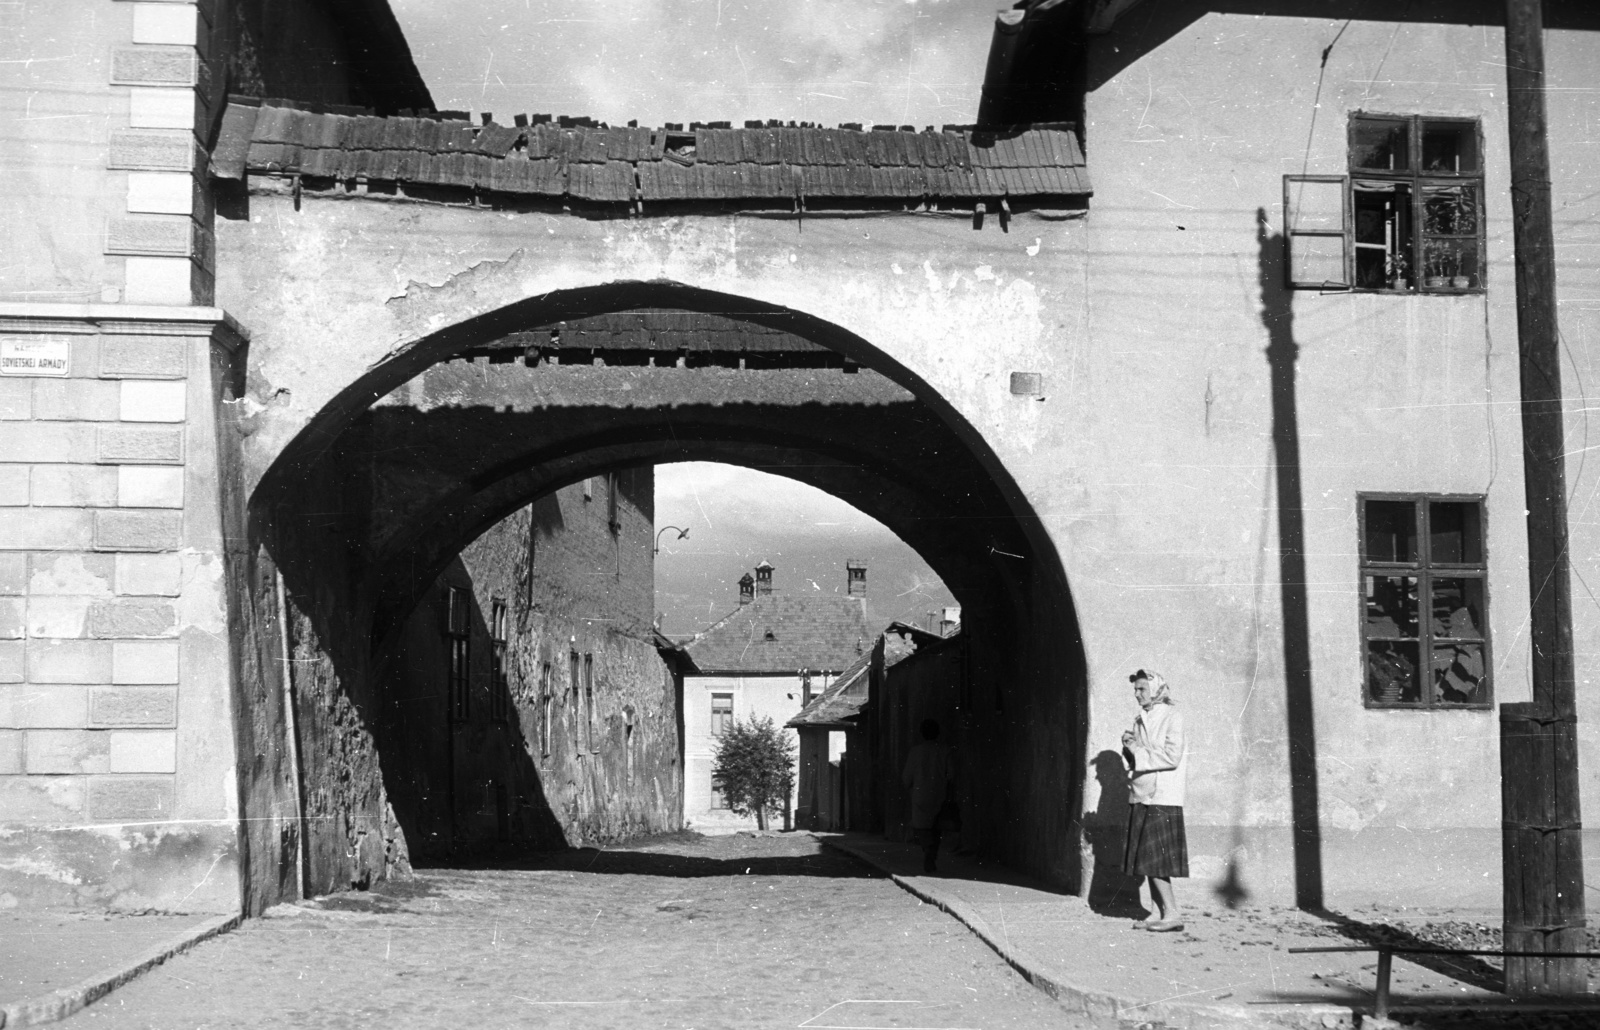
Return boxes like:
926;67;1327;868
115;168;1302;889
901;719;956;874
1120;669;1189;932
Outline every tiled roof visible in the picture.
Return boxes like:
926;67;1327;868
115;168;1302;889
685;594;871;675
212;99;1091;204
787;651;871;729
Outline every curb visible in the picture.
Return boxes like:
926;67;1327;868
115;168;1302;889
823;838;1359;1030
0;913;242;1029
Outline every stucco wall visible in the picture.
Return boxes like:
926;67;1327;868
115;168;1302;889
683;672;814;831
1072;10;1600;908
205;13;1600;909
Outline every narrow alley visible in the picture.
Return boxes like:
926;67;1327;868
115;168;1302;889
59;834;1088;1030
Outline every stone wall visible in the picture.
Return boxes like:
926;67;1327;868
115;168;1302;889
383;469;681;859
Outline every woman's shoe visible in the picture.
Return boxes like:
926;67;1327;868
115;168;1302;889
1145;920;1185;933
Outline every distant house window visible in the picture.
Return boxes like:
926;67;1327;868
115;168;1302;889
711;775;731;809
583;652;596;752
445;587;470;722
538;661;553;758
489;600;509;724
711;692;734;736
1360;495;1490;708
1284;115;1483;293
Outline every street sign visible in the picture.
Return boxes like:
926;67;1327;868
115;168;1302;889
0;338;71;377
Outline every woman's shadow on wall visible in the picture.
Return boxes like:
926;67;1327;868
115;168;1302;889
1085;749;1150;918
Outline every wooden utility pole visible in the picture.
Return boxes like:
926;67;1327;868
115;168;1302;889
1500;0;1587;996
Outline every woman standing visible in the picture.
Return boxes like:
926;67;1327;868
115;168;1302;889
1120;669;1188;932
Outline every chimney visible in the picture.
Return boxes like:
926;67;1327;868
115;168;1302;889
738;572;755;606
754;560;774;596
939;606;962;637
846;559;867;597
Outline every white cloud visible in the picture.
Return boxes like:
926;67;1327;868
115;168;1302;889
391;0;989;127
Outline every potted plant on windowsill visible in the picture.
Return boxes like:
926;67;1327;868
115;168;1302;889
1423;245;1448;289
1385;252;1410;291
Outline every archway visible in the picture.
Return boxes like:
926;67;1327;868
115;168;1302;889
230;286;1087;913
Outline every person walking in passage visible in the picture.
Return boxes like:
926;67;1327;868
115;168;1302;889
1121;669;1189;932
902;719;956;874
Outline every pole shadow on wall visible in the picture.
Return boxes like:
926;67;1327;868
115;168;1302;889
1257;208;1324;911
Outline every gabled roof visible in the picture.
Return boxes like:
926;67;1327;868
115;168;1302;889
685;594;870;675
212;99;1091;204
788;651;872;729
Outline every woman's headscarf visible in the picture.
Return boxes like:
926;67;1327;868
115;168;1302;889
1130;668;1173;705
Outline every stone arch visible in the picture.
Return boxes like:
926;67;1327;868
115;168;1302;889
234;282;1087;912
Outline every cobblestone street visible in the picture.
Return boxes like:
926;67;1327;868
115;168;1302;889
63;834;1087;1030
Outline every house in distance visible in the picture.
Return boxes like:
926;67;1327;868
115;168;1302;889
680;560;871;831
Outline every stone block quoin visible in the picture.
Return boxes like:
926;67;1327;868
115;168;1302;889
0;309;235;826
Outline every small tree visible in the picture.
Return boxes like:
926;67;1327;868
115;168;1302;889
711;715;795;830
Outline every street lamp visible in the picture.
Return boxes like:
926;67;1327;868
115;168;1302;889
654;525;690;554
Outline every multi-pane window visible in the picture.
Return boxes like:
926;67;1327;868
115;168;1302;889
711;692;734;736
445;587;470;722
489;600;509;724
1285;115;1484;293
1360;495;1490;708
711;775;731;810
538;661;553;758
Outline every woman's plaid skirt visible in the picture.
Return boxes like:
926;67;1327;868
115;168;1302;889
1122;803;1189;878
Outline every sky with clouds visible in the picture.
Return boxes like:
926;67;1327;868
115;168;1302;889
653;463;957;638
390;0;994;129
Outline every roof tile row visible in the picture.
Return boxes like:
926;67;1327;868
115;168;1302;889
223;101;1090;202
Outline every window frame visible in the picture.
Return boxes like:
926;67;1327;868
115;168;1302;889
538;660;553;758
488;599;509;725
445;586;471;723
1357;492;1492;711
1285;114;1486;295
569;649;581;747
710;692;734;737
1283;173;1352;290
583;652;596;753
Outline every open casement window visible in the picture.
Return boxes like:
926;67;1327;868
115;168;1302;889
1359;495;1491;709
1283;175;1351;289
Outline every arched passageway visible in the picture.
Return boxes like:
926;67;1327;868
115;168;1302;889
230;286;1086;912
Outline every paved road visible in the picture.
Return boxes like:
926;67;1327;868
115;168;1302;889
65;833;1089;1030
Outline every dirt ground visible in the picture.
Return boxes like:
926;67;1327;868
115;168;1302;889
61;832;1092;1030
0;911;211;1006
